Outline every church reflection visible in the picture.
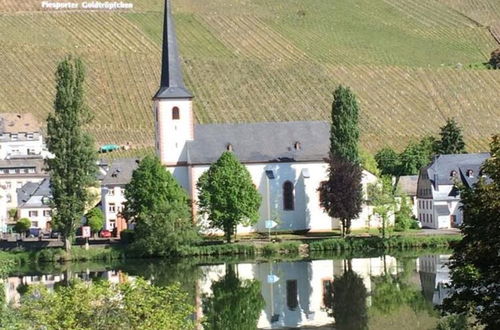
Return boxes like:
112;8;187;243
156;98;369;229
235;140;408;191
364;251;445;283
2;254;451;329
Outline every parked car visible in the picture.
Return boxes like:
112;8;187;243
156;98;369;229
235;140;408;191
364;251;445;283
28;228;41;238
99;230;112;238
51;231;61;239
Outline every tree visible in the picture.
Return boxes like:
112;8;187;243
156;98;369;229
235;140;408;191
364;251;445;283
318;156;363;237
330;85;360;163
394;195;416;231
489;48;500;69
442;135;500;329
46;56;97;251
124;156;198;256
359;148;380;176
368;177;395;238
399;141;431;176
375;148;401;177
85;207;104;236
323;265;368;330
14;218;31;235
197;152;261;243
6;278;194;330
202;264;265;330
434;118;466;155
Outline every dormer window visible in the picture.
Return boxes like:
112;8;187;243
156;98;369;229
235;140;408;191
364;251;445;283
466;169;473;178
172;107;180;120
450;170;457;177
11;134;17;141
294;141;301;150
226;143;233;152
27;133;33;140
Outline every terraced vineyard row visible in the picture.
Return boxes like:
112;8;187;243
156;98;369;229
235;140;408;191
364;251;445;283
0;0;498;153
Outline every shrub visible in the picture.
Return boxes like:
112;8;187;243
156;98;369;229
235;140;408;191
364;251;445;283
14;218;31;234
120;229;135;244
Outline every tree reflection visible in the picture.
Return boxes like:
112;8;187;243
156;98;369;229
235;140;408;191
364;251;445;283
203;264;265;330
324;261;368;330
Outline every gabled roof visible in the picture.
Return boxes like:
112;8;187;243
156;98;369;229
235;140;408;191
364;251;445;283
153;0;192;99
101;158;140;186
17;178;51;208
187;121;330;164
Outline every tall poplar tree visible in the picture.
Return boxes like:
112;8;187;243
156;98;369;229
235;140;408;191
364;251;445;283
330;85;360;163
434;118;466;154
319;85;363;236
46;56;97;251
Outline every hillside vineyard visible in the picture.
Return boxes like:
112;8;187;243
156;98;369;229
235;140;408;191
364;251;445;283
0;0;498;153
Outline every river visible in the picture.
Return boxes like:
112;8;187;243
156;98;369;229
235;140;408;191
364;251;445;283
3;251;451;329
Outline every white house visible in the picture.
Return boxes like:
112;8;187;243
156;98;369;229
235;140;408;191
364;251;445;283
149;0;383;234
17;178;52;231
0;113;49;159
100;158;138;233
0;157;48;222
0;188;7;233
416;153;490;229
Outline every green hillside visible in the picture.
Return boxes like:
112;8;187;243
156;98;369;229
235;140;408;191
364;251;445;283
0;0;499;153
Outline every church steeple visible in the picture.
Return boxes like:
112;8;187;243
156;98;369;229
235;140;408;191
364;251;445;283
154;0;192;99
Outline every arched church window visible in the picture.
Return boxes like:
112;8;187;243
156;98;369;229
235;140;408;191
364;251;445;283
283;181;294;211
172;107;180;120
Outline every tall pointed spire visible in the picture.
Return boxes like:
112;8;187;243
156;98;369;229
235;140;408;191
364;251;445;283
154;0;192;99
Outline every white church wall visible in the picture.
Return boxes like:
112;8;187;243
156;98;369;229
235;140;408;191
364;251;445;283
187;161;379;234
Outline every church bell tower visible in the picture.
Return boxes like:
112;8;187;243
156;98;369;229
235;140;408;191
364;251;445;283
153;0;193;165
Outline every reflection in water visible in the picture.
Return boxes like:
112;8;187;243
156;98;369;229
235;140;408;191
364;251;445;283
2;254;451;329
202;264;265;330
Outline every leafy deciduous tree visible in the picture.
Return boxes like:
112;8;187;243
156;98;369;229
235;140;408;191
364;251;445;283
46;56;97;251
85;207;104;235
124;156;198;256
368;177;395;238
319;156;363;237
197;152;261;243
442;135;500;329
14;218;31;235
434;118;466;155
5;278;194;330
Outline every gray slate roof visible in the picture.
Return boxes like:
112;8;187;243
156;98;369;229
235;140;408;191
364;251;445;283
0;157;47;177
154;0;192;99
17;178;51;208
101;158;140;186
187;121;330;164
398;175;418;196
426;153;490;187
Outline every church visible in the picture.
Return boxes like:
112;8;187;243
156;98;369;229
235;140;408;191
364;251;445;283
153;0;380;234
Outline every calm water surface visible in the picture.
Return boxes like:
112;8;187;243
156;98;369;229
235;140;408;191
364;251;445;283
3;252;451;329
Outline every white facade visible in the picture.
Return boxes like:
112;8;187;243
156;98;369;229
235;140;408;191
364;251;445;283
0;134;45;160
101;185;126;231
154;98;194;165
18;207;52;230
166;162;381;234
